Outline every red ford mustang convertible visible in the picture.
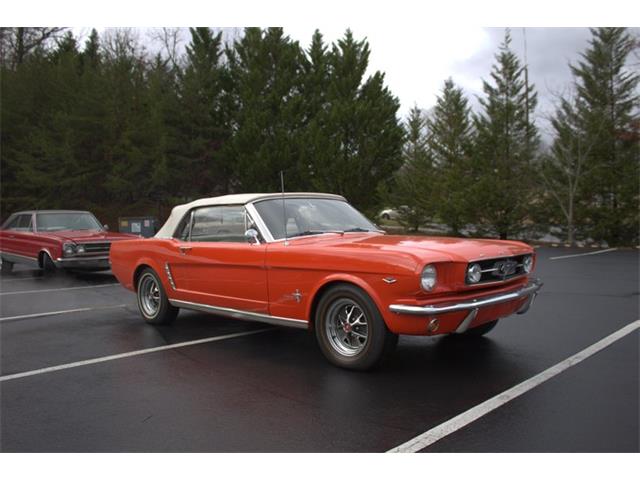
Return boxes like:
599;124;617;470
110;193;542;370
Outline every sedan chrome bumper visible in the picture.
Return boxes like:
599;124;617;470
389;278;543;317
54;255;110;270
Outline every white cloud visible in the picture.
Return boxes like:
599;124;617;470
285;26;490;117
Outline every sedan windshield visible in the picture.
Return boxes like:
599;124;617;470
254;198;379;240
36;212;103;232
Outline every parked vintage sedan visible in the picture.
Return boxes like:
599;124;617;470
110;193;542;370
0;210;137;273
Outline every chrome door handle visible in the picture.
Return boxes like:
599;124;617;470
178;246;192;254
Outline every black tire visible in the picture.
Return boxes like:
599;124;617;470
461;319;499;337
315;284;398;371
41;253;58;274
0;258;14;274
136;268;178;325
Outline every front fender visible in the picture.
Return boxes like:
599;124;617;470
306;272;389;328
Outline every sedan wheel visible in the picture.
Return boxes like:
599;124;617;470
0;258;14;274
315;284;397;370
42;253;58;273
136;268;178;325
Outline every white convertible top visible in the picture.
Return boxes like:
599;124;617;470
155;192;346;238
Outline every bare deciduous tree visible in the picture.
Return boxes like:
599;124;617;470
149;27;184;70
539;90;604;245
0;27;67;68
102;28;145;62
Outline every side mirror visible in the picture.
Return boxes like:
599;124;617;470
244;228;260;244
103;224;109;231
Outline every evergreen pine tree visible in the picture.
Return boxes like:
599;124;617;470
296;30;331;190
474;29;538;239
227;27;305;192
309;30;404;214
100;29;156;212
144;54;183;218
179;27;231;197
390;106;433;231
80;29;101;70
428;78;475;234
570;27;639;245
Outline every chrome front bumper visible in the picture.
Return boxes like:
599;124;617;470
54;255;110;270
389;278;543;319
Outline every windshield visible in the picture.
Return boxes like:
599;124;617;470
36;212;103;232
254;198;379;240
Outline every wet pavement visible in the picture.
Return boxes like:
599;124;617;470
0;247;638;452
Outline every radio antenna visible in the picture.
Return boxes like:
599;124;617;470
280;170;288;245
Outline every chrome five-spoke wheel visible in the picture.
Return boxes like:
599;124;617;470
139;273;161;317
325;300;369;356
315;284;398;370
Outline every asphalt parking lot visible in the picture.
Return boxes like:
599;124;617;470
0;247;638;452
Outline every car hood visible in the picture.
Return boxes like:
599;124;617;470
297;233;532;263
38;230;138;242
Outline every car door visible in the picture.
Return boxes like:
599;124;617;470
167;205;268;313
0;214;20;260
13;214;40;259
3;214;36;259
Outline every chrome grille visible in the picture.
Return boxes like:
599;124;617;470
466;255;528;284
79;242;111;255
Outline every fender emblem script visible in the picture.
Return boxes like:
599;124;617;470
291;289;302;303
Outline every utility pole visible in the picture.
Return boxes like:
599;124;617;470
523;28;530;149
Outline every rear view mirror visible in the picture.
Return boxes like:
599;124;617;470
103;224;109;231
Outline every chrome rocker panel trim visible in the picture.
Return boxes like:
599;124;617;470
389;278;543;317
0;251;39;267
168;299;309;330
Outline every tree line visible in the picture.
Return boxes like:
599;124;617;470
390;28;638;246
0;27;638;245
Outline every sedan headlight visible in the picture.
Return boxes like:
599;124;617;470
421;264;437;291
76;245;85;254
63;243;77;256
523;255;534;273
467;263;482;284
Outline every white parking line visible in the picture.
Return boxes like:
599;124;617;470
549;247;618;260
0;283;120;296
0;304;129;322
387;319;640;453
0;327;275;382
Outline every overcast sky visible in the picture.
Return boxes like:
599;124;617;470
285;27;639;131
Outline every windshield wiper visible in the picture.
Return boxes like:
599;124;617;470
344;227;371;232
288;230;345;238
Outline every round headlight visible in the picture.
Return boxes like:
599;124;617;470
63;243;76;256
467;263;482;284
523;255;533;273
421;264;437;291
76;245;85;254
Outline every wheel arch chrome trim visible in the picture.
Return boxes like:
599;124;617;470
167;299;309;330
